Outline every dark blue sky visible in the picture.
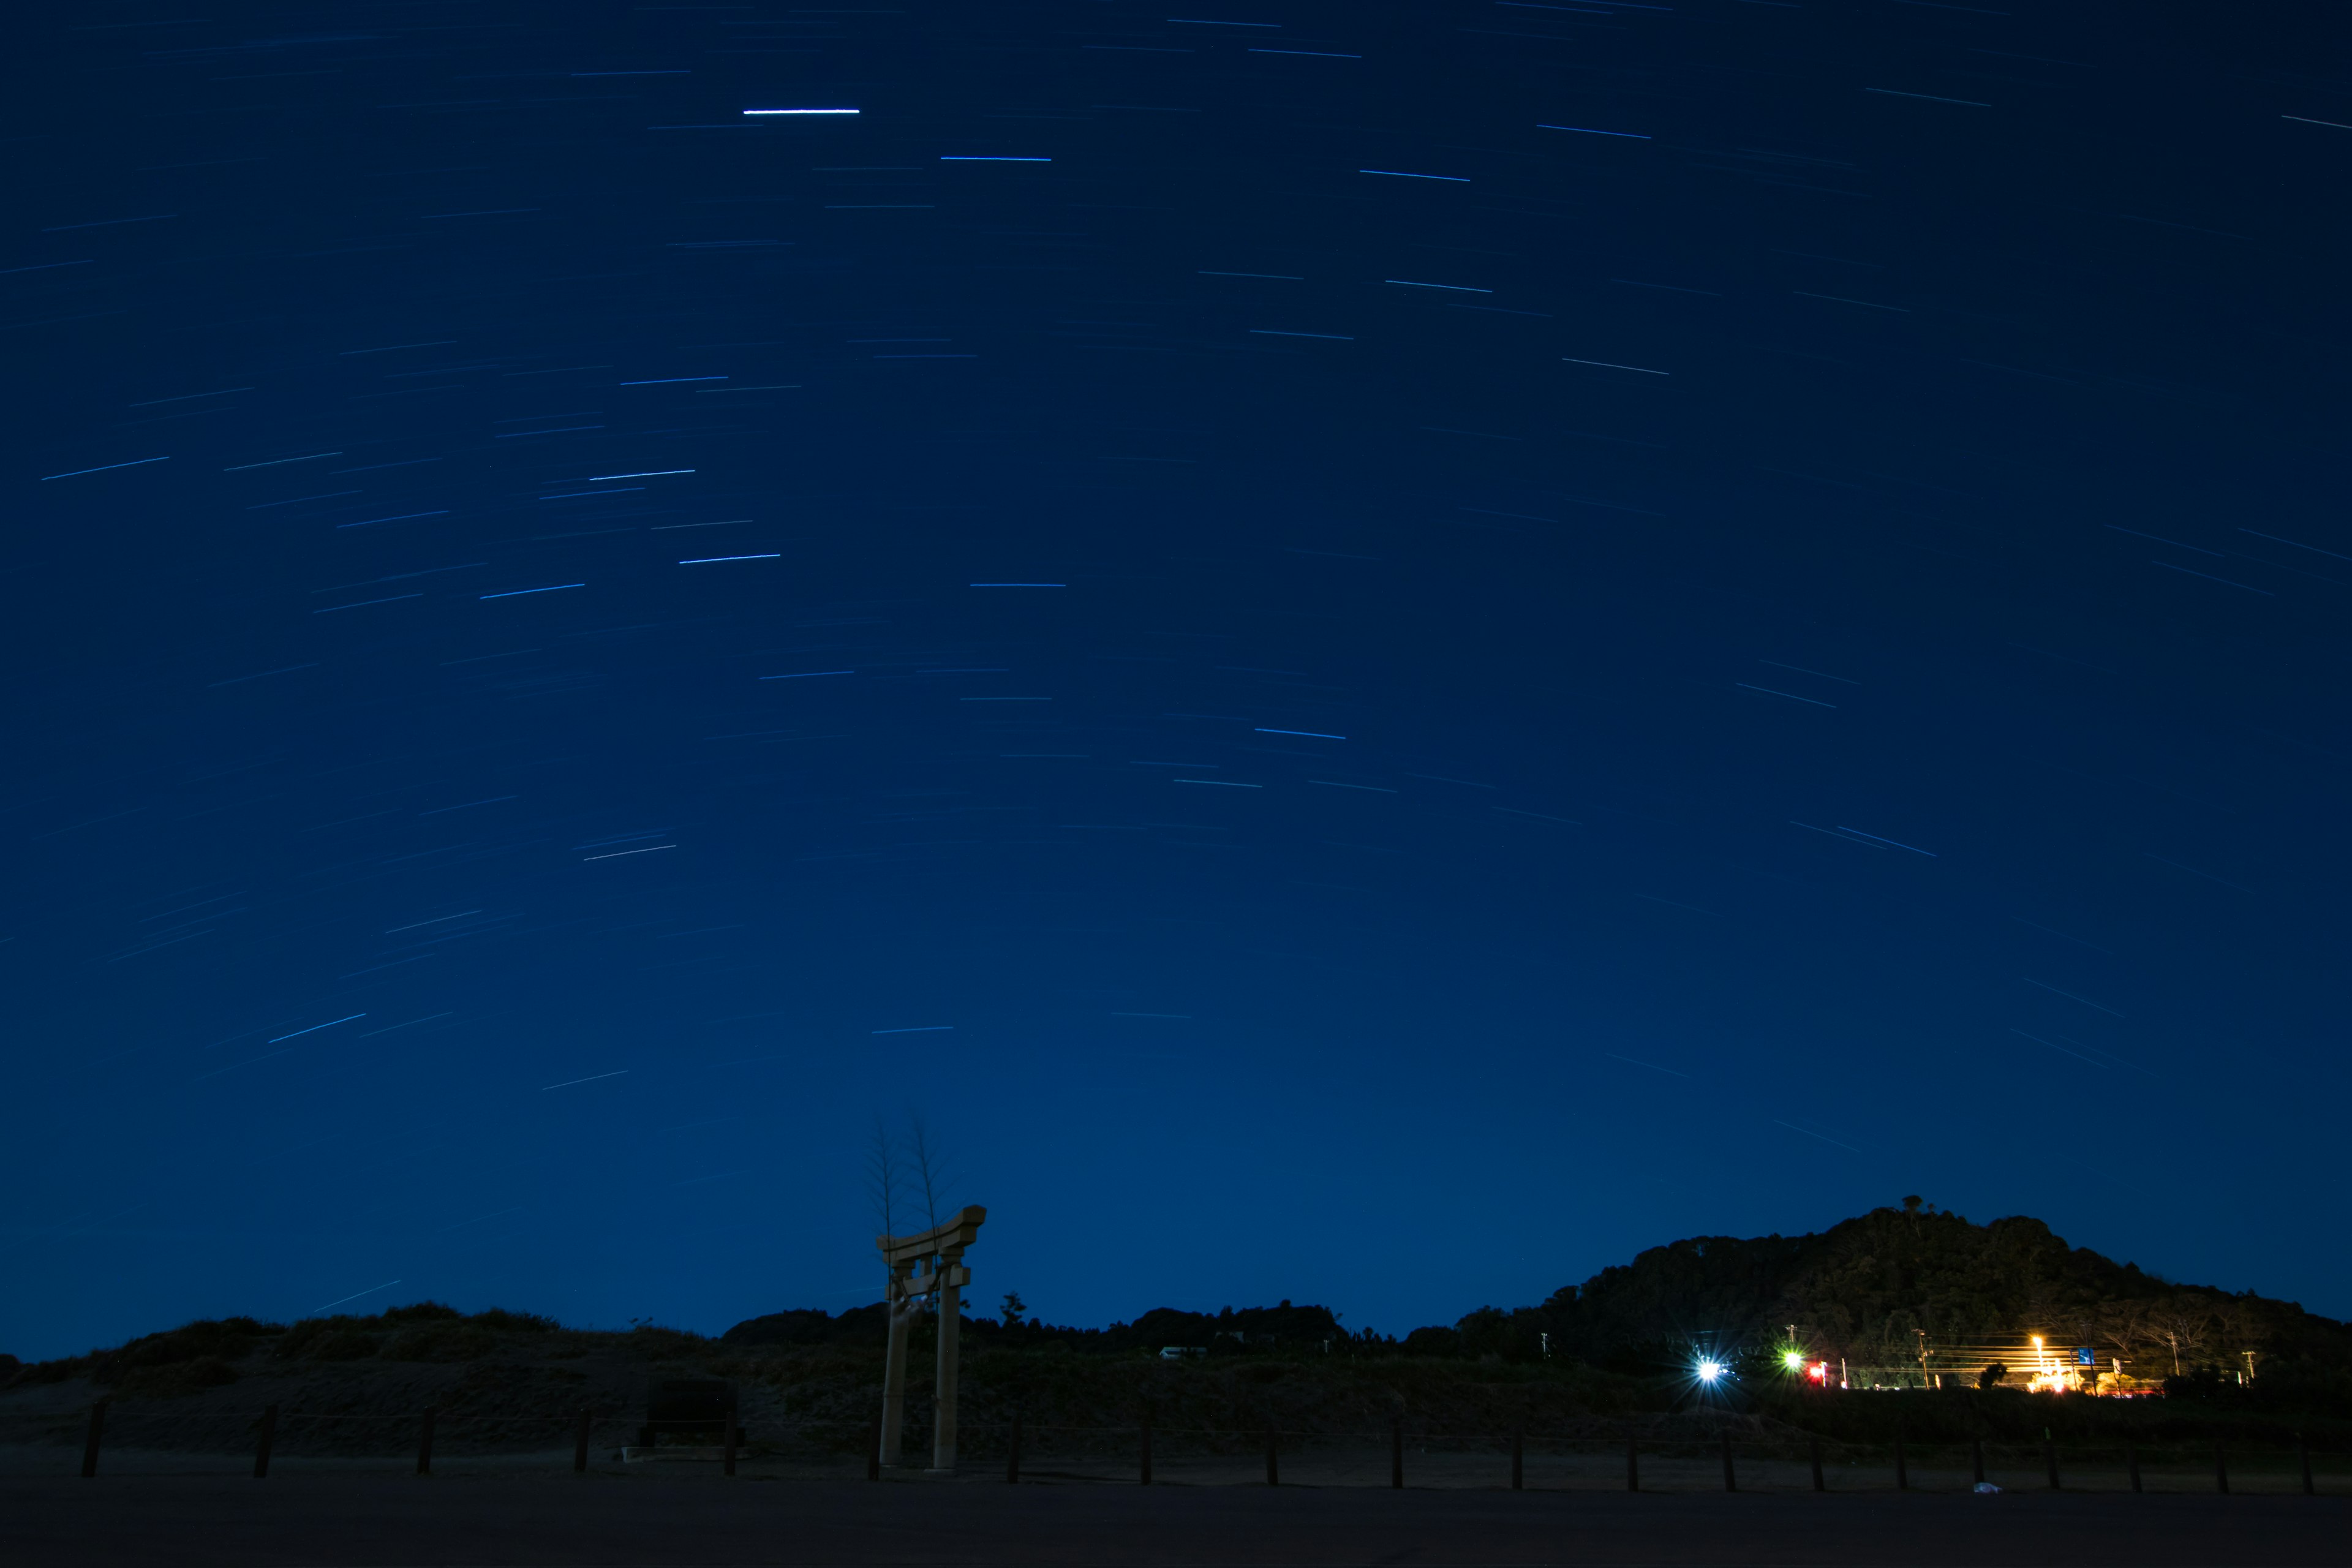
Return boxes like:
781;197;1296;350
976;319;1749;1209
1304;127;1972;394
6;1;2347;1363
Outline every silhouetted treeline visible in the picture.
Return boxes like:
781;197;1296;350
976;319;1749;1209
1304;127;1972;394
16;1204;2349;1425
723;1200;2352;1411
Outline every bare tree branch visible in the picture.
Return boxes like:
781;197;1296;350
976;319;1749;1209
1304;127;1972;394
867;1113;903;1284
907;1113;948;1239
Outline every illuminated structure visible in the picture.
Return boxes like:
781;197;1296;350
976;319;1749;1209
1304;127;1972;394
2022;1335;2084;1394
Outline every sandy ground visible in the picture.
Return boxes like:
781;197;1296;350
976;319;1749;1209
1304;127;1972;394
1;1469;2344;1567
2;1441;2336;1494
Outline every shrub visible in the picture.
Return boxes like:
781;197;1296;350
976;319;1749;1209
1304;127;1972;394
380;1324;498;1363
115;1355;239;1398
382;1302;464;1324
96;1318;274;1381
1401;1326;1463;1358
472;1308;558;1333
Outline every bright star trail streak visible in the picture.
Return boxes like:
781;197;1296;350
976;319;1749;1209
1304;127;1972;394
39;456;170;480
541;1071;630;1090
265;1014;366;1044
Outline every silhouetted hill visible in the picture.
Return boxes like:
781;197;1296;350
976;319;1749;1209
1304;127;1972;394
1440;1199;2352;1397
9;1202;2347;1461
717;1200;2351;1410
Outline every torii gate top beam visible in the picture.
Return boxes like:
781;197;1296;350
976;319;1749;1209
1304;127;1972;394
876;1205;986;1270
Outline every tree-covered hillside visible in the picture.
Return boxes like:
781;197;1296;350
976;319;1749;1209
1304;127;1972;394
719;1199;2352;1405
1430;1199;2351;1398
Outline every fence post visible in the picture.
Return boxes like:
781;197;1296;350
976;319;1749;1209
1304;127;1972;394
80;1400;106;1479
2299;1435;2313;1496
416;1408;437;1476
1510;1428;1523;1491
1265;1427;1278;1487
254;1404;278;1480
1139;1417;1152;1486
1005;1404;1022;1485
867;1414;881;1482
1972;1437;1985;1485
2128;1442;2141;1494
2214;1444;2228;1496
575;1408;591;1474
1391;1417;1403;1490
1894;1434;1907;1491
2043;1437;2059;1490
724;1415;738;1477
1626;1431;1639;1493
1721;1433;1736;1493
1811;1434;1825;1492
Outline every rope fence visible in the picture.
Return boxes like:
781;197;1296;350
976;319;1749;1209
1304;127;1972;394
6;1401;2343;1493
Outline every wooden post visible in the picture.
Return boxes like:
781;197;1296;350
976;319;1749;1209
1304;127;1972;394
2128;1442;2141;1494
1626;1431;1639;1493
1005;1405;1022;1485
1265;1426;1278;1487
2299;1435;2313;1496
575;1408;591;1474
2214;1444;2228;1496
1972;1437;1985;1485
1512;1428;1523;1491
253;1404;277;1479
416;1408;436;1476
1391;1417;1403;1490
724;1415;738;1477
2045;1437;2059;1491
867;1414;881;1482
932;1273;964;1472
1811;1434;1824;1492
1894;1434;1907;1491
80;1400;105;1479
1721;1432;1736;1493
1140;1416;1152;1485
879;1286;910;1470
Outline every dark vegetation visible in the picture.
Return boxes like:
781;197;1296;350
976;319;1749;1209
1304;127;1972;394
7;1204;2348;1455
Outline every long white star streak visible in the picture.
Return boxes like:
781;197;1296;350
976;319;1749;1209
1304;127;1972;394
312;1280;401;1314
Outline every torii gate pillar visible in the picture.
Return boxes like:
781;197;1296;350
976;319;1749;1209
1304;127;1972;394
932;1264;965;1472
875;1205;986;1474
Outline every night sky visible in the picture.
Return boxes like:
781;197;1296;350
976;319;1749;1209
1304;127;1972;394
6;2;2348;1365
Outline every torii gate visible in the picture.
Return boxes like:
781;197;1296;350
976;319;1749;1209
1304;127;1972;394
876;1204;986;1472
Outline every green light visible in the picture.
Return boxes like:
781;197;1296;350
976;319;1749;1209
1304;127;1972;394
1782;1350;1805;1371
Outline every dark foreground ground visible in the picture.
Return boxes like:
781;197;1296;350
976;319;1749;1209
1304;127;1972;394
4;1472;2343;1568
